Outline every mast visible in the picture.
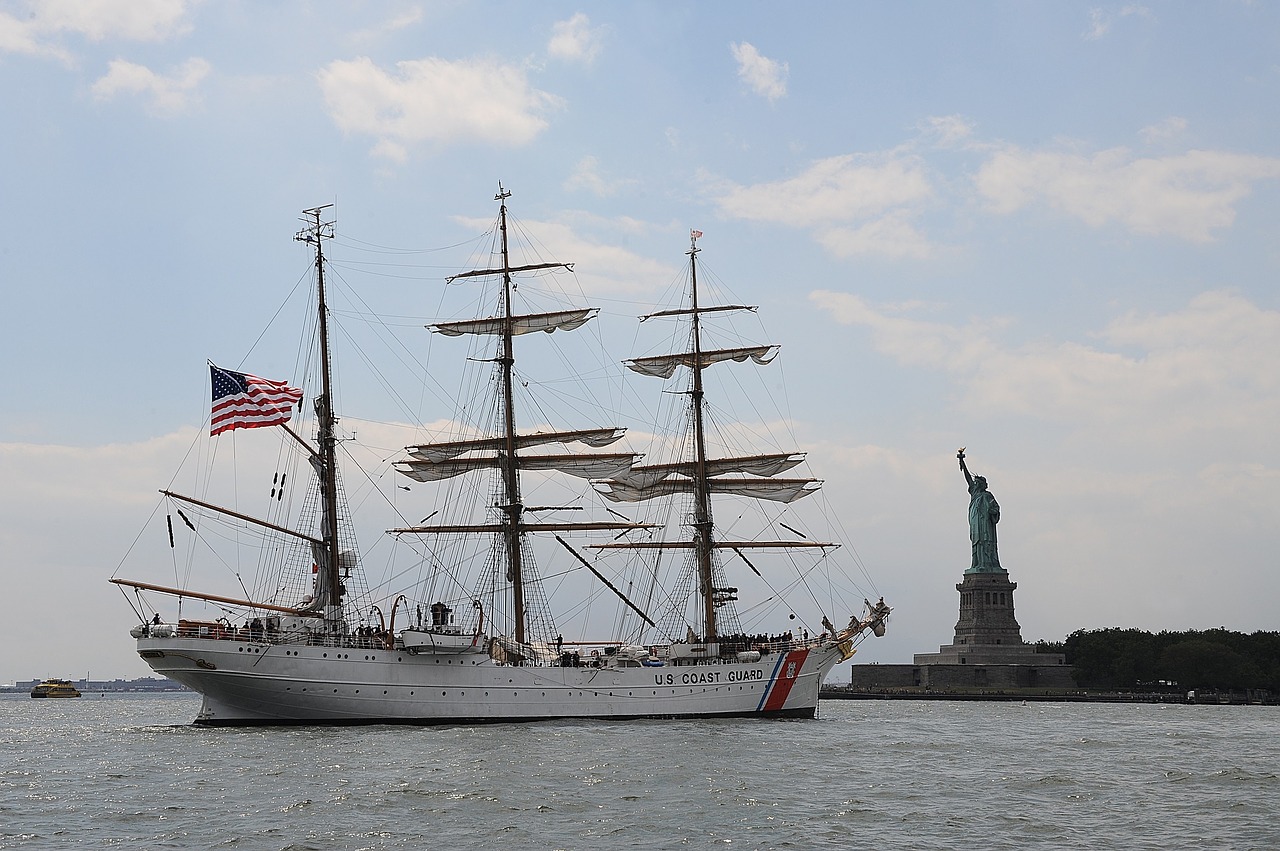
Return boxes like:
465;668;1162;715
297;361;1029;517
295;205;343;620
494;187;528;644
687;234;719;640
399;188;654;647
595;231;831;646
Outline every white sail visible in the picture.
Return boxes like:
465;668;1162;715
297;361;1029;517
397;452;638;483
407;427;626;463
432;308;596;338
624;345;779;379
594;476;821;504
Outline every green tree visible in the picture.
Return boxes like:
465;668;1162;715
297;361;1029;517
1158;639;1251;690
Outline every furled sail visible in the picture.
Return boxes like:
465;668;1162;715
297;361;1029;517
605;453;806;489
432;308;596;338
397;452;638;483
594;476;820;504
624;345;779;379
407;427;626;463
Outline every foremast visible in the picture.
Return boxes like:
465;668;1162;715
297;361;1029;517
593;231;833;644
113;205;352;622
295;205;344;621
392;188;651;646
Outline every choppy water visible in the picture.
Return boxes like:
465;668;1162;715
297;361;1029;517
1;693;1277;850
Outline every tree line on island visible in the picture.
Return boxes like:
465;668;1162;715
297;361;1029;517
1032;628;1280;692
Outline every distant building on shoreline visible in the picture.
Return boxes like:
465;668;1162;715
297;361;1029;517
1;676;189;694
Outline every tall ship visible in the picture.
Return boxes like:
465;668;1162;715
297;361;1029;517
113;192;889;724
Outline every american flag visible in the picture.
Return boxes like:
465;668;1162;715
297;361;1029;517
210;364;303;436
691;229;703;239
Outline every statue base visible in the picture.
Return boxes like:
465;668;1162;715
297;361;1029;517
911;569;1066;668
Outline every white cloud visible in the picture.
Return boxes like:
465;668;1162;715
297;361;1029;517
548;13;604;64
1139;116;1188;145
815;212;933;260
975;144;1280;242
0;0;192;60
919;114;976;147
351;7;424;44
0;10;69;60
91;57;210;114
809;288;1280;456
1084;5;1154;40
1084;8;1111;40
36;0;192;41
708;122;1277;259
710;153;934;258
730;41;787;102
564;156;637;198
317;56;563;160
714;154;932;227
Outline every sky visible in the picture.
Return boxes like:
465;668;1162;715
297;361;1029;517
2;1;1278;685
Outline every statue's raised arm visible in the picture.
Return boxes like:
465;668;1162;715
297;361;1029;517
958;447;973;488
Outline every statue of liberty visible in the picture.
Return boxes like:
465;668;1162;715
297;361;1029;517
958;448;1002;573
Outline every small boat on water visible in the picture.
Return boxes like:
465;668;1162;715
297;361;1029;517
30;679;82;698
111;191;890;725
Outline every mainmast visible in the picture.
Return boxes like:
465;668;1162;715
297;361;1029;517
394;187;655;647
295;205;343;620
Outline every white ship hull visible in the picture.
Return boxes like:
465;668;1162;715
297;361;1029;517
135;637;843;725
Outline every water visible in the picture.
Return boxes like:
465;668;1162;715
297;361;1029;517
1;694;1276;850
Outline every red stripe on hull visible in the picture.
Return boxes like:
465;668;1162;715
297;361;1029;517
761;649;810;712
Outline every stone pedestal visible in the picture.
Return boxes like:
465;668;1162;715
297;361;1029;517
914;571;1035;665
901;568;1073;688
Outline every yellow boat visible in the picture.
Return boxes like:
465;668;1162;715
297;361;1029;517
30;678;82;698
